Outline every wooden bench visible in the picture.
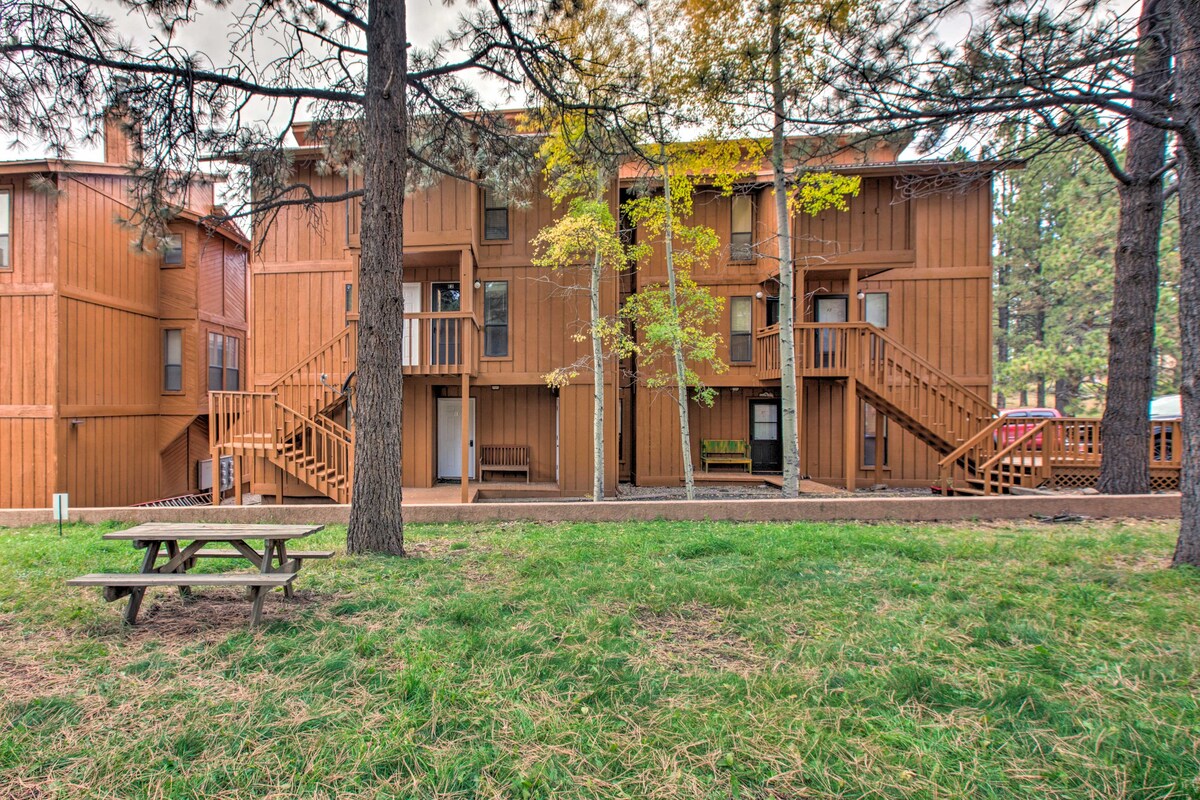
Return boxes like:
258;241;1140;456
67;573;296;625
700;439;753;473
479;444;531;482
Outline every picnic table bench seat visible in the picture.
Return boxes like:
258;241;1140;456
67;572;296;625
700;439;753;473
479;445;531;482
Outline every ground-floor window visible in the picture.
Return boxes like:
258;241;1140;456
863;402;888;468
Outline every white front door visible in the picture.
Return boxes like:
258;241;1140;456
437;397;476;479
402;282;422;366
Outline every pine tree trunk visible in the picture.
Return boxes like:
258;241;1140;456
591;245;605;501
770;0;801;498
1097;0;1171;495
347;0;407;554
661;161;696;500
1172;0;1200;567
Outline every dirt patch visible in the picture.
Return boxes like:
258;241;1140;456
117;587;336;643
0;658;85;705
631;603;767;676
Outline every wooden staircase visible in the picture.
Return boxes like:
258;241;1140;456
210;323;357;504
756;322;1182;495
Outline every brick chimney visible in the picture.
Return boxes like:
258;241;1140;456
102;79;141;165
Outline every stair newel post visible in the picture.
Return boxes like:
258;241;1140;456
210;393;221;507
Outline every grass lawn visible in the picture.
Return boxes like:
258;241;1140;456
1;518;1198;799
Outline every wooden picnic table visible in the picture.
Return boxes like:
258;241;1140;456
68;523;329;626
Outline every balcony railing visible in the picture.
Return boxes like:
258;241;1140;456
401;311;480;375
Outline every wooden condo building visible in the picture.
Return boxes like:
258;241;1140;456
212;123;1169;506
0;118;249;509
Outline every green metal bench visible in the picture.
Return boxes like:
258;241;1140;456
700;440;752;473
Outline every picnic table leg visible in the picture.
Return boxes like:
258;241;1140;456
126;541;162;625
163;541;192;599
277;540;295;599
248;539;275;624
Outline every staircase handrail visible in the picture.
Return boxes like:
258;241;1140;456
852;323;996;419
274;399;353;445
938;416;1007;471
979;420;1050;473
268;322;356;392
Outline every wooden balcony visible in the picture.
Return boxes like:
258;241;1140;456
756;323;871;380
401;312;480;376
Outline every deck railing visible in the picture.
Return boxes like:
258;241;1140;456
210;391;278;455
940;417;1182;494
401;312;479;375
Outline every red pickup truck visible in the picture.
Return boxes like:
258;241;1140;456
997;407;1063;448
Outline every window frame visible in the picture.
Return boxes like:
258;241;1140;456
482;280;510;359
161;232;184;268
862;401;890;469
223;335;240;391
0;186;12;271
162;328;184;394
729;193;755;262
729;296;753;363
482;189;510;242
864;291;889;329
207;331;225;392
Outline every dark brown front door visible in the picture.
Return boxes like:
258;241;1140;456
750;399;782;472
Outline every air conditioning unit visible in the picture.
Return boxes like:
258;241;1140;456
197;455;235;492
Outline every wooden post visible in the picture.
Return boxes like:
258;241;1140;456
460;373;470;504
796;376;805;484
211;447;221;506
844;376;857;492
233;454;243;506
275;467;284;506
848;269;860;322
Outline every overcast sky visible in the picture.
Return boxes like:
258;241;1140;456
2;0;467;161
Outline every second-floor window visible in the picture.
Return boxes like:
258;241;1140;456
162;233;184;267
225;337;240;390
208;333;224;391
730;194;754;261
163;329;183;392
0;188;11;270
484;281;509;357
208;333;241;391
730;296;752;363
864;292;889;328
483;189;509;240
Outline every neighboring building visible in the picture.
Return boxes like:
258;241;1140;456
0;116;249;508
214;123;1008;503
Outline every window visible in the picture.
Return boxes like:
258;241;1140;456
730;194;754;261
765;295;780;327
730;296;752;363
483;281;509;357
207;332;241;390
618;188;637;247
864;292;888;328
208;332;225;391
162;233;183;267
224;336;240;391
163;329;183;392
863;402;889;467
0;188;10;270
483;189;509;240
